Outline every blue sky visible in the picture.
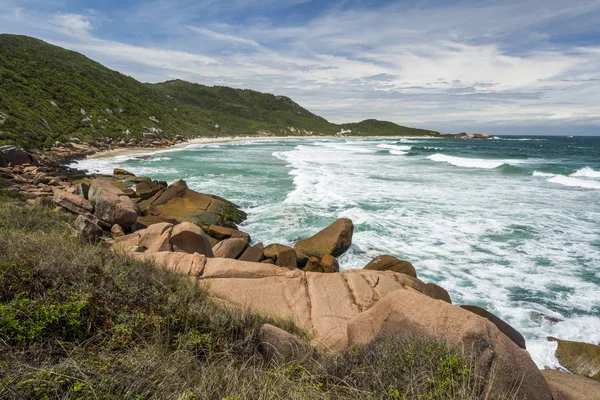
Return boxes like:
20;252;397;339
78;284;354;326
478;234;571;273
1;0;600;135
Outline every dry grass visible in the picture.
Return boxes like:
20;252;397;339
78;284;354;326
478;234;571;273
0;196;509;399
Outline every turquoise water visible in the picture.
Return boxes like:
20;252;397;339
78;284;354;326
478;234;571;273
72;135;600;368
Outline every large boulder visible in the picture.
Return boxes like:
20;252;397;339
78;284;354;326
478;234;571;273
138;180;246;228
257;324;314;363
294;218;353;266
548;337;600;380
212;237;248;259
346;290;552;400
0;145;36;166
88;179;137;229
460;305;526;349
53;190;93;215
542;369;600;400
264;243;298;269
363;255;417;278
238;242;264;262
74;213;104;242
170;222;214;257
423;282;452;303
208;224;250;241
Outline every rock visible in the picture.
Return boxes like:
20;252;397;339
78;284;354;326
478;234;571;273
363;255;417;278
321;255;340;273
212;238;248;259
140;252;207;276
208;224;250;241
170;222;214;257
74;214;104;242
238;242;264;262
143;132;156;139
135;181;155;200
103;108;113;115
114;168;135;176
110;181;136;197
423;283;452;303
294;218;353;266
304;257;323;272
50;101;58;107
111;224;125;238
80;108;86;115
542;369;600;400
74;182;90;199
264;244;297;269
23;130;39;140
548;337;600;380
257;324;314;363
34;197;54;208
81;117;93;126
346;290;552;400
0;145;37;166
261;259;275;264
460;305;526;349
138;180;246;228
88;179;137;228
53;190;93;215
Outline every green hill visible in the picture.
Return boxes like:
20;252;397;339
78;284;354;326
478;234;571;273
0;34;440;149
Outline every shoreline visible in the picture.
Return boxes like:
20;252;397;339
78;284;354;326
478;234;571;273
88;134;440;159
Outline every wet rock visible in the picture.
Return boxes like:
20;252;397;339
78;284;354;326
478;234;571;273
548;337;600;380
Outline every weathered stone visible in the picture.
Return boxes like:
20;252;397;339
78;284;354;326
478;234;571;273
363;255;417;277
212;237;248;259
548;337;600;380
304;257;323;272
114;168;135;176
542;369;600;400
170;222;214;257
257;324;314;363
346;290;552;400
423;282;452;303
111;224;125;238
74;214;104;242
53;190;93;215
321;255;340;273
264;244;297;269
460;305;526;349
135;181;155;200
294;218;353;266
0;145;36;166
238;242;264;262
89;179;137;228
110;181;136;197
74;182;90;199
208;225;250;241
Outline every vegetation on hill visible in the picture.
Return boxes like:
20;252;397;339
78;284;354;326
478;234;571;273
0;194;500;399
0;34;439;150
339;119;440;137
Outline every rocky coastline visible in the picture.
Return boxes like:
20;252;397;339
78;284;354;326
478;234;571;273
1;143;598;399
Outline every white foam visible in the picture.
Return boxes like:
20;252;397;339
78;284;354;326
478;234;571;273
548;175;600;189
427;153;507;169
571;166;600;178
377;143;412;151
533;171;556;177
390;150;408;155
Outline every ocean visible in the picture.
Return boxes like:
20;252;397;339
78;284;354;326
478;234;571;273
71;135;600;369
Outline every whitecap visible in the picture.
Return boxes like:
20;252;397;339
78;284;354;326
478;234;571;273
427;153;508;169
548;175;600;189
571;166;600;178
390;150;408;155
377;143;412;151
532;171;556;177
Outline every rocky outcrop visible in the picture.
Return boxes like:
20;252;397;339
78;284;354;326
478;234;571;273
53;189;93;215
548;337;600;380
363;255;417;277
460;305;526;349
346;290;552;399
111;222;214;257
208;224;250;241
542;369;600;400
263;243;297;269
294;218;353;266
138;180;246;229
0;145;37;166
212;237;248;259
455;132;492;139
88;179;137;229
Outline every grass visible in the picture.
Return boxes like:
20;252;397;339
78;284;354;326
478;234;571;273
0;195;507;399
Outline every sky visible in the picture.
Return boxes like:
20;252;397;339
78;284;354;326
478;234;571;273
1;0;600;135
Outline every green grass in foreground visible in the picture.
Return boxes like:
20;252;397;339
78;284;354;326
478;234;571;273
0;195;502;399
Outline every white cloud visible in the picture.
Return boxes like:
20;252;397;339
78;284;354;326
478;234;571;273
51;13;93;36
187;26;260;47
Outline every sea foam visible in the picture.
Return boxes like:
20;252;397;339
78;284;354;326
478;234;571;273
427;153;508;169
548;175;600;189
571;166;600;178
